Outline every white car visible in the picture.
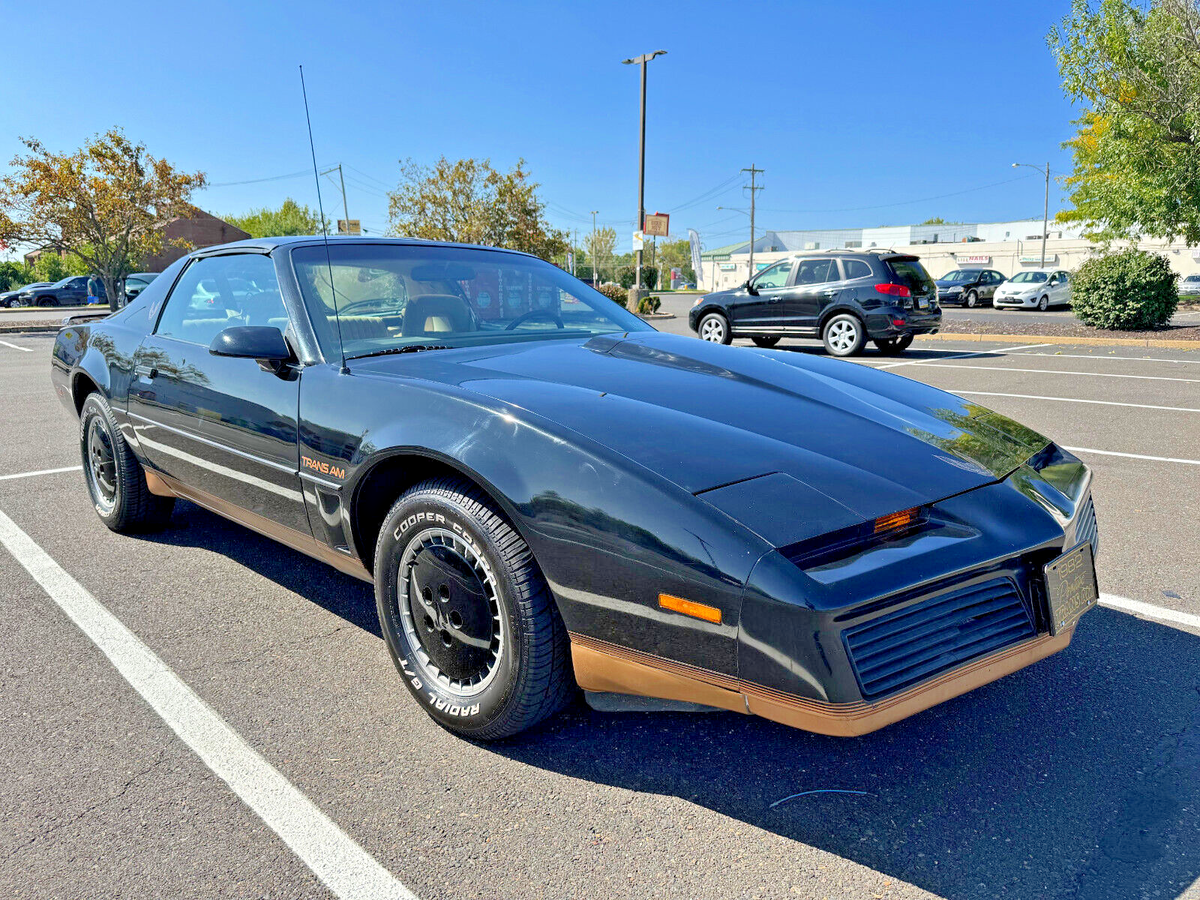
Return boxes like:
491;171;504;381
993;269;1072;310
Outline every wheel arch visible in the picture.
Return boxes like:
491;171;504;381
348;449;533;578
71;370;103;415
817;304;866;331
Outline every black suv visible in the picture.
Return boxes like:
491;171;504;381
688;250;940;356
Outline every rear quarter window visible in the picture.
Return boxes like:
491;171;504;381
843;259;873;280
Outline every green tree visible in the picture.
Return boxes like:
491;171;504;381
0;128;206;311
226;198;327;237
656;238;696;282
1049;0;1200;243
31;252;88;284
387;157;567;261
583;225;617;282
0;260;31;292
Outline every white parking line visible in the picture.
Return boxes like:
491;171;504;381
1063;446;1200;467
0;507;417;900
875;343;1053;370
957;391;1200;414
911;363;1200;384
0;465;83;481
1016;352;1200;366
1101;593;1200;630
0;339;33;352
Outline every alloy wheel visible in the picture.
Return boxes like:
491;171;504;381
827;319;860;354
699;315;726;343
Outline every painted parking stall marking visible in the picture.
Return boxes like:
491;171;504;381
956;391;1200;415
0;505;418;900
907;362;1200;384
1063;446;1200;467
0;465;83;482
0;339;34;352
875;343;1053;370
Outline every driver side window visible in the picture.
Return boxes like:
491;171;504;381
157;254;284;347
753;260;792;290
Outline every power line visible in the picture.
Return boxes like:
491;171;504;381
206;167;333;188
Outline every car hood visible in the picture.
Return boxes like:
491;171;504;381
355;332;1049;521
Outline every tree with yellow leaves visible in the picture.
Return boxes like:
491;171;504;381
0;128;206;311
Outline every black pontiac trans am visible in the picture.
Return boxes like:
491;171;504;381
50;237;1101;739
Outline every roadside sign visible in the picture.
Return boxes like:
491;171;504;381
337;219;361;235
644;212;669;237
632;230;645;251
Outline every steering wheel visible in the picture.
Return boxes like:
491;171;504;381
505;309;564;331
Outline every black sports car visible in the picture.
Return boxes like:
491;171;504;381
50;237;1100;740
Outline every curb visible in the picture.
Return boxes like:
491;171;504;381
0;323;62;334
916;331;1197;351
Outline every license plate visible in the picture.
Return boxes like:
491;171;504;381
1043;542;1099;635
916;297;928;309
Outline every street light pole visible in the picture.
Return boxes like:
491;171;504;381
590;210;599;286
622;50;667;296
1012;162;1050;267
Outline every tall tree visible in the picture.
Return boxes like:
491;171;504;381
0;128;205;311
1049;0;1200;243
387;157;568;261
656;238;696;281
226;198;327;237
584;225;617;282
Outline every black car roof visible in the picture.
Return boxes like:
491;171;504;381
190;235;539;260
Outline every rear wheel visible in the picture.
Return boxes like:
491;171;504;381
698;312;731;344
873;334;914;355
79;393;175;532
374;477;574;739
36;297;54;308
751;336;780;348
822;314;866;357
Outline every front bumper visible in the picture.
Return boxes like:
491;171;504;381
994;294;1038;308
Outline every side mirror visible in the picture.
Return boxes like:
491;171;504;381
210;326;291;372
744;279;758;295
125;287;142;299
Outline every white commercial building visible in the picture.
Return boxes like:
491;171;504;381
700;217;1200;292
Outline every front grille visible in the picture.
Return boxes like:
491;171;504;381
843;577;1036;699
1074;495;1099;556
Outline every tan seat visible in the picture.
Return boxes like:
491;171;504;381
336;316;389;341
402;295;475;337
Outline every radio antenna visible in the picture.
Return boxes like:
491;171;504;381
299;65;348;374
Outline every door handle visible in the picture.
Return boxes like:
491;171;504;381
135;365;158;379
768;297;781;303
821;289;838;296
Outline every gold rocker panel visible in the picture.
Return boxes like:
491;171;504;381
570;628;1074;737
146;470;373;583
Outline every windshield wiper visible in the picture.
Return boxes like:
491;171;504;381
346;344;451;361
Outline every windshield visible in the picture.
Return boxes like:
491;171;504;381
292;243;651;359
939;270;979;284
51;277;75;288
1009;271;1048;283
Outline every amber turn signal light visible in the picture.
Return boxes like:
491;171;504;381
873;507;920;535
658;593;722;624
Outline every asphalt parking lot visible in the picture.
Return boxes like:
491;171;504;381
2;327;1199;900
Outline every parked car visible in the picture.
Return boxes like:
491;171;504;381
935;268;1007;308
17;275;105;307
51;235;1098;740
0;282;53;308
1179;274;1200;297
689;249;941;357
993;269;1072;310
122;272;159;302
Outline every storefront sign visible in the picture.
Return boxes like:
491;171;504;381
644;212;670;237
1020;253;1057;264
719;263;737;271
957;254;991;264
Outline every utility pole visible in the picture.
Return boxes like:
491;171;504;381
742;164;763;278
319;164;351;234
622;50;667;297
590;211;599;285
572;229;578;275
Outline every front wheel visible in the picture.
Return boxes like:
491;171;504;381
698;312;731;344
822;314;866;357
965;290;978;309
1038;295;1049;311
751;336;780;348
36;297;54;308
873;334;914;355
79;393;175;532
374;477;574;739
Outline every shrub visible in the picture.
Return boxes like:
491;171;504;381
595;283;628;307
1072;248;1178;330
635;295;661;315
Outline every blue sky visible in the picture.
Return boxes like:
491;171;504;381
3;0;1081;251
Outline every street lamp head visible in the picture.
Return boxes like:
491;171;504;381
622;50;668;65
1011;163;1019;168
